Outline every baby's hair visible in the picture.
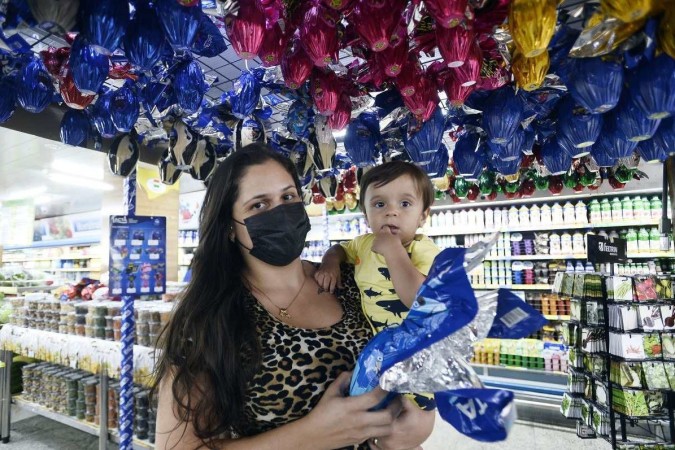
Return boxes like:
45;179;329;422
359;161;435;211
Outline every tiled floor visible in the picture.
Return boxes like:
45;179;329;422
6;414;611;450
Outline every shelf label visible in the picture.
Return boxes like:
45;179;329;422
149;254;159;260
114;239;126;246
148;239;159;246
129;254;140;260
587;234;627;263
131;239;143;246
140;287;150;293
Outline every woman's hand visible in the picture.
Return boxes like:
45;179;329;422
304;372;399;449
368;396;435;450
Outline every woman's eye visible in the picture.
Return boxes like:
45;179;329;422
282;193;297;201
251;202;266;210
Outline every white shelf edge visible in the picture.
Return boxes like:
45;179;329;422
471;284;552;291
470;363;568;377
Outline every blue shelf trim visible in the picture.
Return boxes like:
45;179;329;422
483;379;566;397
3;237;100;250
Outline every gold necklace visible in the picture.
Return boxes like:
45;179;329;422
246;275;307;321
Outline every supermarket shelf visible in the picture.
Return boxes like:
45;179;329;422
2;255;100;263
544;315;571;321
47;268;101;272
177;243;198;248
12;397;154;450
471;363;567;377
484;254;587;261
627;251;675;259
3;237;100;251
472;283;553;291
0;284;53;295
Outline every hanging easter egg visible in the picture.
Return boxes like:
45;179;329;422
540;138;571;175
614;95;662;142
659;8;675;59
169;121;198;167
488;127;527;162
110;84;139;133
328;94;352;131
311;69;340;116
124;5;166;71
534;174;549;190
628;55;675;120
230;71;262;119
108;133;139;177
490;155;522;179
281;42;314;89
59;69;96;110
509;0;557;57
478;170;497;195
80;0;129;52
561;57;623;114
426;144;450;178
59;109;89;147
142;81;176;112
301;4;339;67
437;24;475;68
482;86;524;144
401;76;439;121
191;13;227;57
601;0;654;23
190;138;217;181
0;77;17;123
405;107;446;164
158;149;182;185
344;112;381;168
91;89;117;139
453;176;470;198
353;1;402;52
548;175;564;195
69;35;110;95
452;42;482;87
637;117;674;163
556;97;603;153
17;58;54;114
174;59;206;114
157;0;201;51
395;61;423;97
512;50;550;92
424;0;468;28
257;23;286;67
234;115;267;151
225;0;266;59
321;0;355;9
375;40;409;78
593;124;639;160
452;132;484;180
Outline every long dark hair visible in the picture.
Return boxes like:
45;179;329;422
153;143;303;446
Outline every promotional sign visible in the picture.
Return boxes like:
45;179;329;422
33;210;101;242
109;215;166;296
178;190;205;230
586;234;628;264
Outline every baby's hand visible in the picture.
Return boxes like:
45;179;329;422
372;226;403;256
315;261;342;294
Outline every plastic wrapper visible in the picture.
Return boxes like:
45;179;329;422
569;15;644;58
257;23;286;67
556;96;603;151
158;149;182;185
561;56;623;114
157;0;201;52
60;109;89;147
437;24;475;68
375;40;409;78
174;59;206;115
628;55;675;120
189;138;217;181
404;108;446;164
108;134;139;177
481;86;524;144
234;115;267;151
509;0;557;58
281;41;314;89
344;112;381;167
123;4;165;71
192;13;227;58
91;89;117;139
601;0;654;24
512;50;549;92
328;94;352;130
453;132;484;180
80;0;128;52
300;4;339;67
436;389;516;442
548;25;581;74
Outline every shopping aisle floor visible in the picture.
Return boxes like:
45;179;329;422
6;414;609;450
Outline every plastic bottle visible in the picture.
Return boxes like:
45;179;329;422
638;228;650;253
575;201;587;224
600;198;612;222
626;228;638;253
650;228;661;252
541;204;552;224
519;205;530;226
530;204;541;225
509;206;520;226
589;199;601;224
622;197;634;221
563;202;576;224
651;196;663;221
551;203;564;225
611;197;623;222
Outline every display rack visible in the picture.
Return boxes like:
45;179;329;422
558;236;675;449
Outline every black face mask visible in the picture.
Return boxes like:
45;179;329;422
234;202;311;266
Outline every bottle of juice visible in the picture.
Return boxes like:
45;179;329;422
622;197;634;221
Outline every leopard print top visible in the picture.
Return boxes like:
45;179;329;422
238;264;372;449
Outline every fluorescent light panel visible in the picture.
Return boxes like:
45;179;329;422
48;173;114;191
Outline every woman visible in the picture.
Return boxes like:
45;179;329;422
154;143;434;450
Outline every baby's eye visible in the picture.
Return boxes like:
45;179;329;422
374;201;385;208
401;201;412;207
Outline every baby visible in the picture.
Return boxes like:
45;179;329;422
315;160;441;410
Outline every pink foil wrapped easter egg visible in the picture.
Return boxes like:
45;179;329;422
226;1;266;59
437;23;475;67
424;0;468;28
353;0;403;52
311;69;340;116
328;93;352;130
282;41;314;89
301;4;339;67
402;75;439;120
395;59;423;97
257;23;287;67
375;40;409;78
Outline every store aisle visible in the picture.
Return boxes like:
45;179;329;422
7;414;609;450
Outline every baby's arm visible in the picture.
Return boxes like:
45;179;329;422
315;244;347;293
373;227;427;308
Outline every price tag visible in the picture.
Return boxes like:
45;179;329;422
130;254;140;260
149;254;159;260
140;288;150;293
148;240;159;245
131;240;143;246
114;239;126;246
127;288;136;294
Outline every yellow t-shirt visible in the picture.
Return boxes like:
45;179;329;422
340;233;441;411
340;233;440;332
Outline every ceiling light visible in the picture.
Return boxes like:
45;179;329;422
48;173;114;191
51;159;104;180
